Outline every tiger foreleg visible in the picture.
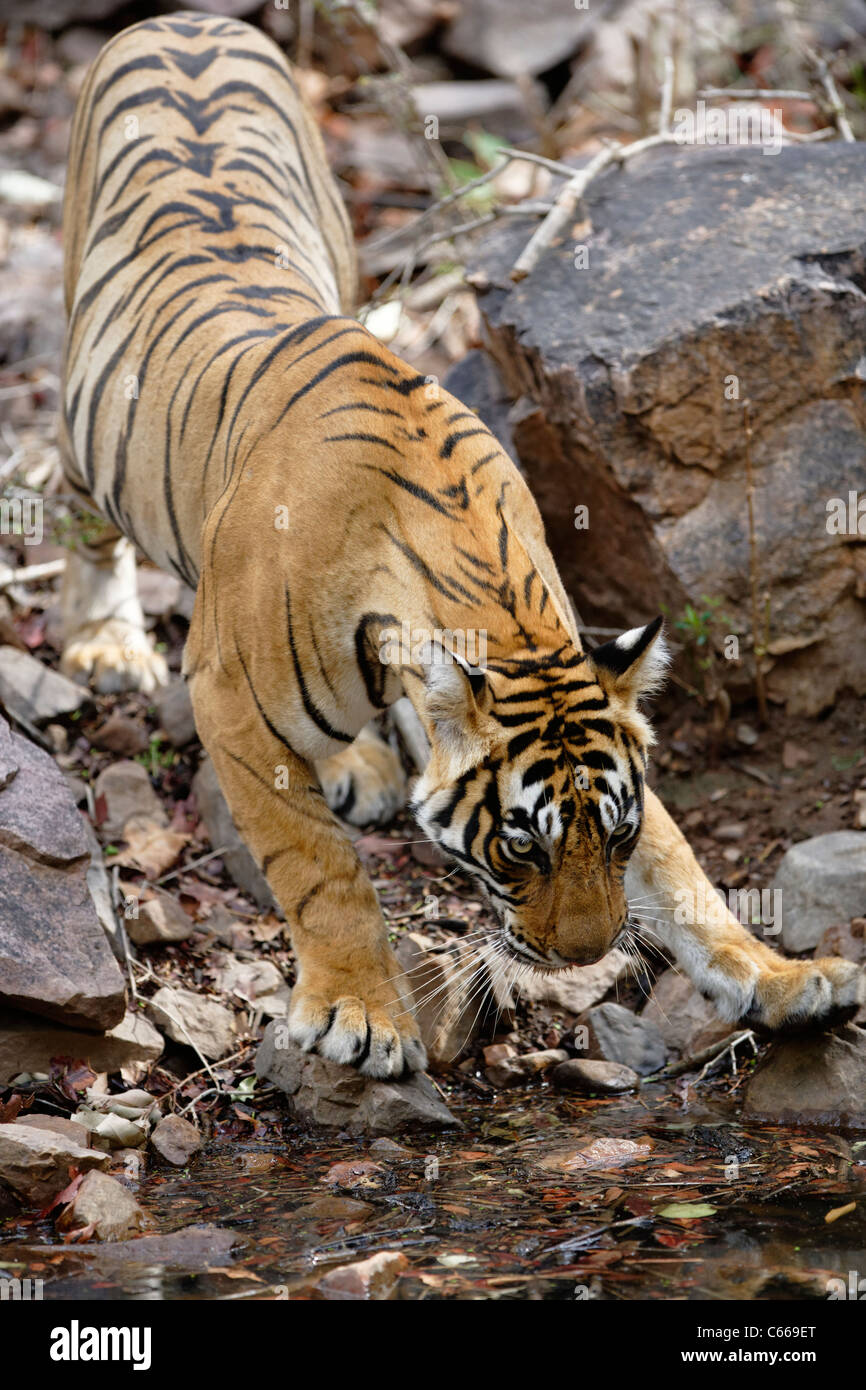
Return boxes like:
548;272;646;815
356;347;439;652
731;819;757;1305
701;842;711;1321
60;528;168;695
627;788;864;1031
187;664;426;1078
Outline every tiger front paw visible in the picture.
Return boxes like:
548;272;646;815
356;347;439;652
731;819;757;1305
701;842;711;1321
746;954;865;1033
287;975;427;1079
61;619;169;695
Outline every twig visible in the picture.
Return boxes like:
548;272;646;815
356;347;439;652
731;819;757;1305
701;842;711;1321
641;1029;756;1082
742;403;769;725
0;558;66;591
659;55;675;136
697;87;814;102
509;132;679;282
153;844;232;886
803;45;855;142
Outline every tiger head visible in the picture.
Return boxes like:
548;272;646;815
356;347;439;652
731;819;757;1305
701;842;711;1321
410;619;668;971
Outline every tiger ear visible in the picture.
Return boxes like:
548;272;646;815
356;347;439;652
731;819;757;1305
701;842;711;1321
420;642;491;749
589;617;669;704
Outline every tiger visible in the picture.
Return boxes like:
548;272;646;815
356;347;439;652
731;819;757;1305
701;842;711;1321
58;11;863;1080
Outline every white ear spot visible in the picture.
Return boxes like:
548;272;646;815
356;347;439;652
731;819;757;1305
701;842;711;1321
615;626;644;651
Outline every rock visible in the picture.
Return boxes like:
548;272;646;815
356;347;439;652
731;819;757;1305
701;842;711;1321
815;918;866;965
66;1223;240;1270
0;1007;163;1084
0;645;89;723
150;1113;201;1167
743;1024;866;1128
125;889;194;946
0;1123;108;1204
0;718;126;1029
486;1048;568;1088
551;1058;639;1093
15;1114;91;1147
58;1169;147;1241
471;143;866;715
775;832;866;951
517;948;629;1017
210;953;290;1017
193;755;274;908
316;1250;408;1301
640;969;730;1057
137;568;181;619
296;1194;373;1221
94;761;166;838
442;0;593;77
255;1020;460;1134
148;986;236;1061
395;932;513;1069
577;1002;667;1076
89;713;149;757
154;680;197;747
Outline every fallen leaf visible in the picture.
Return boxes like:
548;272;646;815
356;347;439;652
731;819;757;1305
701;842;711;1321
657;1202;717;1219
118;820;189;878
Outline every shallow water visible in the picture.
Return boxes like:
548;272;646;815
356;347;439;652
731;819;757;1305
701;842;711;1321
4;1083;865;1301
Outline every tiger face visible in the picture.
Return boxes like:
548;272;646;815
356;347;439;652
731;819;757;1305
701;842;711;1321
411;619;668;971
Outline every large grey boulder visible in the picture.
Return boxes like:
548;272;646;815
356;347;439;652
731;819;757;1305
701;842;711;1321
256;1020;459;1134
775;832;866;952
0;717;125;1030
470;143;866;715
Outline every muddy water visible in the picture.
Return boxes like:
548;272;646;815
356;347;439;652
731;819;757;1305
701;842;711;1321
3;1083;865;1300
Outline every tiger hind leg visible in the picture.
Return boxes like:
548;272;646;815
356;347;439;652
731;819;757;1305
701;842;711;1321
316;723;407;828
60;524;169;695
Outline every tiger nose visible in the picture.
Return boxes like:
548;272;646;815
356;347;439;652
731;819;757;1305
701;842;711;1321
549;940;607;967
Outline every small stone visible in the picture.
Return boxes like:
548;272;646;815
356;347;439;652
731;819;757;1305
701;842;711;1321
316;1250;408;1300
368;1137;414;1158
577;1002;667;1076
552;1058;639;1093
640;970;730;1057
150;1113;202;1167
89;714;149;757
774;832;866;951
736;723;759;747
0;1122;108;1205
0;1008;163;1084
255;1020;460;1134
148;987;237;1061
296;1194;373;1221
517;948;629;1016
0;645;89;724
211;953;290;1017
715;821;747;841
94;761;166;839
743;1024;866;1128
814;919;866;965
482;1043;516;1067
58;1168;147;1242
15;1114;91;1147
155;680;197;747
126;889;194;946
486;1047;568;1088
